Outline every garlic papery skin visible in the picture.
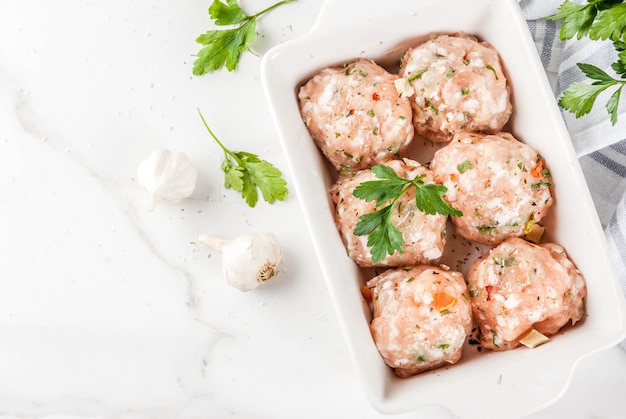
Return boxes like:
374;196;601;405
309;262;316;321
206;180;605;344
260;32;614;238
198;232;283;291
137;149;198;212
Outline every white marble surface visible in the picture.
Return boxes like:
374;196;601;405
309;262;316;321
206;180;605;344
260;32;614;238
0;1;624;418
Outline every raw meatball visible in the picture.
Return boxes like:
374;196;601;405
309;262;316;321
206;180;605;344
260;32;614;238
467;237;587;351
429;132;553;245
330;159;447;267
399;33;512;142
298;59;414;171
364;266;472;377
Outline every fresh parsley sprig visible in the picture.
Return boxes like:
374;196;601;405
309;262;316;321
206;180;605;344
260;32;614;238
559;62;625;124
193;0;296;75
545;0;626;41
198;109;288;207
545;0;626;124
353;164;462;264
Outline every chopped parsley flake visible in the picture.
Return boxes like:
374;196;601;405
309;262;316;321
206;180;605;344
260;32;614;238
408;68;427;82
531;181;552;190
486;64;499;80
457;159;473;174
340;164;352;174
479;225;497;233
494;256;516;267
425;98;438;114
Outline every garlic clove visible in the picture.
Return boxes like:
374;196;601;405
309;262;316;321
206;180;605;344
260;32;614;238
198;232;283;291
137;149;198;211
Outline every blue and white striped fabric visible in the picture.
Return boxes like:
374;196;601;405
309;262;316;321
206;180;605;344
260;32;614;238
521;0;626;349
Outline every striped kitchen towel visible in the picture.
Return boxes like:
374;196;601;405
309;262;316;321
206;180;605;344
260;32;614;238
521;0;626;349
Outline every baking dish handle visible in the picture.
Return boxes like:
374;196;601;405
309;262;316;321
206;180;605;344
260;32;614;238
308;0;429;36
310;0;525;37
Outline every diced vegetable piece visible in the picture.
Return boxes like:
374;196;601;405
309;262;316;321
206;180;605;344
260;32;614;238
433;292;457;313
525;223;545;244
519;329;549;348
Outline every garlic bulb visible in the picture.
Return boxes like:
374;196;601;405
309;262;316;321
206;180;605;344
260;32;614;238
137;149;198;211
198;232;283;291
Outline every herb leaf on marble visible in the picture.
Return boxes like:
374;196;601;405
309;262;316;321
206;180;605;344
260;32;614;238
198;109;288;207
193;0;296;74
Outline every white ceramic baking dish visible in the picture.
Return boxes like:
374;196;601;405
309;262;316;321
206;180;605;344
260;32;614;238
261;0;626;417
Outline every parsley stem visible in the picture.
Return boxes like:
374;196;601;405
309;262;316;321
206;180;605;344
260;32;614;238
253;0;297;19
197;108;244;165
384;184;413;222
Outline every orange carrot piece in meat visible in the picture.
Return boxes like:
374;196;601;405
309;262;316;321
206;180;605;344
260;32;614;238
531;160;543;178
433;291;457;312
361;285;373;303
